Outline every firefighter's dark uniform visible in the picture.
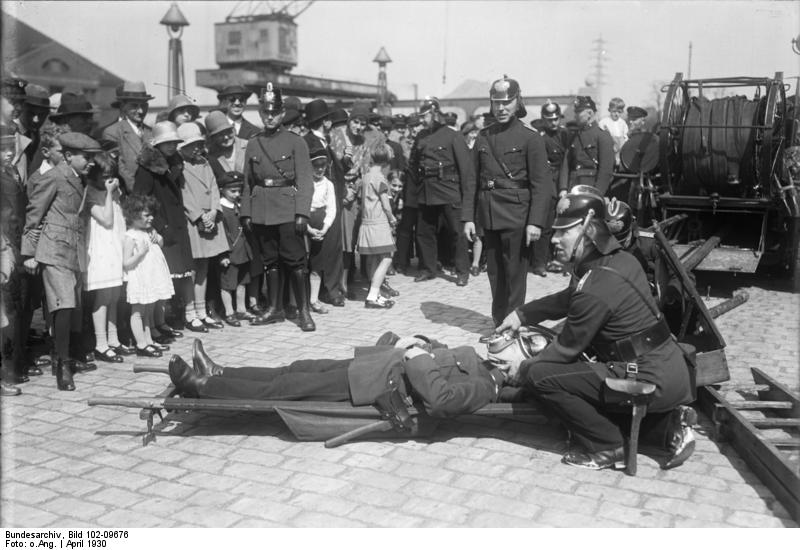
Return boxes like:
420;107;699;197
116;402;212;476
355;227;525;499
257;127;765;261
561;123;615;195
409;121;474;280
519;246;694;454
463;118;554;324
532;124;570;271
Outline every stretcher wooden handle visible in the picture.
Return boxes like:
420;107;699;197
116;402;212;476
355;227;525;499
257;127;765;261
324;420;393;448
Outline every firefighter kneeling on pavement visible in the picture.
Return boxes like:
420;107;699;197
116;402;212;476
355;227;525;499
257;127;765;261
496;190;697;471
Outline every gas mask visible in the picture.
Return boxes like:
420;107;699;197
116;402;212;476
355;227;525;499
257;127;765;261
483;329;549;386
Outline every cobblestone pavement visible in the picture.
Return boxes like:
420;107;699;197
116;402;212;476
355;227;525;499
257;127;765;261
2;266;797;527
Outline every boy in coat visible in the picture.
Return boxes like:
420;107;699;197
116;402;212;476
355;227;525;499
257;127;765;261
217;171;253;326
21;132;101;390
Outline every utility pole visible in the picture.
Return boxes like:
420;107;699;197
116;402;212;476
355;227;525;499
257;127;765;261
688;41;693;79
590;36;608;107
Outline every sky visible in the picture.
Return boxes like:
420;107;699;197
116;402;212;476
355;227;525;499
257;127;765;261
4;0;800;111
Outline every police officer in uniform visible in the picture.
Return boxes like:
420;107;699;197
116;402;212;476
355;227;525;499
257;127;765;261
408;97;474;286
533;100;571;275
463;76;554;325
241;83;316;332
561;96;615;195
497;191;696;471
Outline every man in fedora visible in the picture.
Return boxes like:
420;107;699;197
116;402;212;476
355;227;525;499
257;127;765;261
49;93;97;136
217;85;261;140
101;81;154;193
304;98;345;308
16;84;50;167
241;82;316;332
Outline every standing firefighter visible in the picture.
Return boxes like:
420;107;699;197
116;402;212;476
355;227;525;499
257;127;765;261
562;96;615;195
241;83;315;332
463;76;554;326
408;97;474;286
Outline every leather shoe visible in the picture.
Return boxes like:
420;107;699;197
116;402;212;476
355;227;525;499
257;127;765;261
202;317;224;329
250;309;285;325
1;372;29;384
532;267;547;278
152;333;175;345
135;346;162;358
469;266;481;277
330;296;345;307
112;344;136;356
365;296;394;309
285;305;299;320
192;338;224;377
26;365;43;376
69;359;97;374
157;324;183;338
0;381;21;396
562;446;626;470
414;271;436;283
169;355;207;398
456;274;469;287
662;405;697;470
94;348;124;363
380;281;399;297
185;319;208;333
224;314;241;327
55;360;75;391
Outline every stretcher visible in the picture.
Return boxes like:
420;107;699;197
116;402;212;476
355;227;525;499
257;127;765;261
87;365;547;448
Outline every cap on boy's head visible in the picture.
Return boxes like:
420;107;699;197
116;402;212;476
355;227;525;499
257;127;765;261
58;132;102;152
309;146;327;161
218;171;245;189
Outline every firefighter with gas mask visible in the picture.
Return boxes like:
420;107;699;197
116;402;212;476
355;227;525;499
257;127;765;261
496;191;697;471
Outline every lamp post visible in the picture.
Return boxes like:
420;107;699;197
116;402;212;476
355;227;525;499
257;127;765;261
373;47;392;115
160;2;189;100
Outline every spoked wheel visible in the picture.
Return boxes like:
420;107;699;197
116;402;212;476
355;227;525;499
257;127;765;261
659;75;689;192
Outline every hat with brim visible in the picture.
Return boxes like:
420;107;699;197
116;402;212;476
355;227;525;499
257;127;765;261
166;94;200;122
217;85;253;101
204;111;234;137
59;132;103;153
49;93;98;122
282;109;303;126
329;108;349;126
349;101;372;122
309;146;327;161
23;84;50;109
150;121;183;146
304;99;330;126
111;81;154;108
177;122;205;148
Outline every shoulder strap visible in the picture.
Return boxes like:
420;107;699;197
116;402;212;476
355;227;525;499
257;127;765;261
593;264;662;321
576;130;599;167
484;131;514;179
254;135;290;180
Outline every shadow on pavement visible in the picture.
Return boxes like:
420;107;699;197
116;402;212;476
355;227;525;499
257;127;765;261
419;301;494;335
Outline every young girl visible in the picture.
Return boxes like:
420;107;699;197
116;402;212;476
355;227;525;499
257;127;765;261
177;122;229;332
306;148;337;314
122;194;174;357
357;141;398;309
85;153;126;362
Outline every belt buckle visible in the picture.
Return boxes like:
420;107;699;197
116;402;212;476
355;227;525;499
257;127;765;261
487;180;495;190
264;178;274;186
626;362;638;376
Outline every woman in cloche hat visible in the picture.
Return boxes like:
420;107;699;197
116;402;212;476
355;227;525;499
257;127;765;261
133;121;196;343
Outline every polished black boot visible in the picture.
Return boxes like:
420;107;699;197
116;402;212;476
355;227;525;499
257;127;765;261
55;359;75;391
168;355;207;398
291;268;315;332
251;267;285;325
192;338;224;377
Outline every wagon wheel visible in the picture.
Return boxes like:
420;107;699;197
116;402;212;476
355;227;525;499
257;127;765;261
659;75;689;192
757;76;786;193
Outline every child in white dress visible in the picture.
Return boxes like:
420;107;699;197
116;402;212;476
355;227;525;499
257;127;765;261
122;194;174;357
85;153;126;363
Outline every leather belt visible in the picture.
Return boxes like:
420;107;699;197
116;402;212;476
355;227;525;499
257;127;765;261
253;178;294;188
480;178;528;190
420;165;458;178
593;318;671;362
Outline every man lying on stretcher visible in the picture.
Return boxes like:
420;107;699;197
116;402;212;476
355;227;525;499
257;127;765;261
169;331;547;417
